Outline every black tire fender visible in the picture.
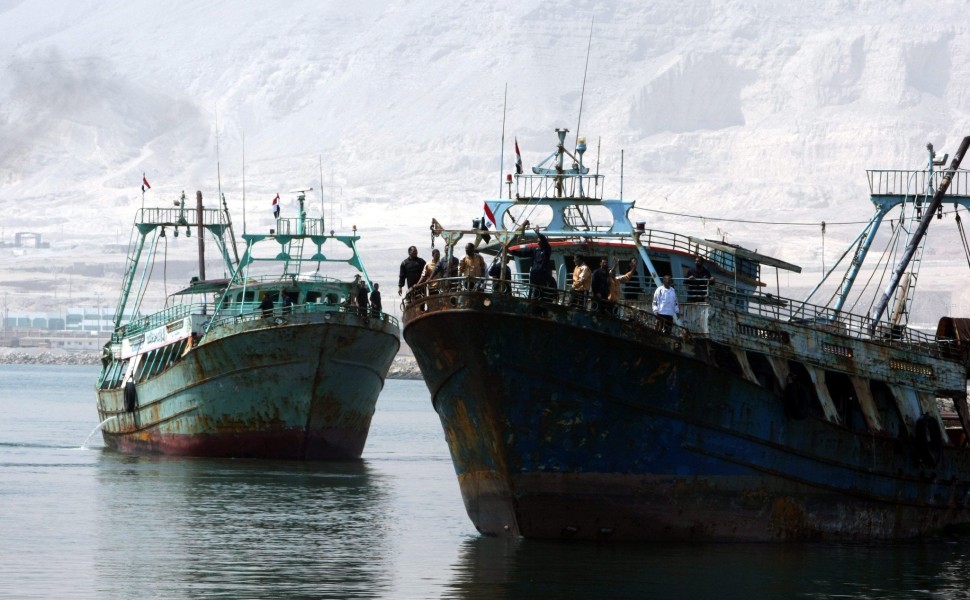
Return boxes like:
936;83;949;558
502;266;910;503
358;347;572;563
124;380;137;413
914;413;943;467
783;378;812;420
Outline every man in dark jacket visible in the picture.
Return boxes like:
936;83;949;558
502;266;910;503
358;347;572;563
591;258;610;300
356;279;369;316
488;255;512;295
528;228;554;299
685;256;714;302
398;245;427;296
370;283;382;314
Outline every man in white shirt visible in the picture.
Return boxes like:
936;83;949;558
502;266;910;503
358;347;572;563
652;275;679;333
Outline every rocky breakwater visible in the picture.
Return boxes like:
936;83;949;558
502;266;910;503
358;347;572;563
0;348;98;366
0;348;425;380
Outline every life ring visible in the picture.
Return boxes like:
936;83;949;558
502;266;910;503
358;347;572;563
914;413;943;467
124;380;137;413
783;378;813;420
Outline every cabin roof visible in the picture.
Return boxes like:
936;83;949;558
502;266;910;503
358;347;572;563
688;236;802;273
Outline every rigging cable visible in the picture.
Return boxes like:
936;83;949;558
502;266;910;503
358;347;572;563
631;204;969;228
163;234;168;305
845;211;902;315
956;210;970;270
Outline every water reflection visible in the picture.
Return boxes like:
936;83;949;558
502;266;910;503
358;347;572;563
445;536;970;599
94;453;392;598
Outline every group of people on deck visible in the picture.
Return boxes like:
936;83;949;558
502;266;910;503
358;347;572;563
569;254;639;309
255;279;383;320
399;242;510;298
395;230;716;333
352;276;382;316
651;255;715;331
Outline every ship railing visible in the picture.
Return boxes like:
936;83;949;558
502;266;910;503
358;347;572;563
403;275;687;335
113;303;206;341
273;217;327;236
513;174;605;201
241;273;346;286
704;283;959;357
137;207;226;227
116;299;399;343
633;229;751;275
867;169;970;197
201;300;399;330
403;276;960;358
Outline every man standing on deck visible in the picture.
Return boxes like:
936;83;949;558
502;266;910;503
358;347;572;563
356;279;370;316
609;257;639;303
571;255;591;307
591;258;611;304
652;275;679;333
398;246;427;297
370;283;382;315
685;256;714;302
489;255;513;295
459;243;487;290
416;248;441;294
528;228;554;299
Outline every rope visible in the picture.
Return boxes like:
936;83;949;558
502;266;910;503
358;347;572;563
957;211;970;270
631;204;969;228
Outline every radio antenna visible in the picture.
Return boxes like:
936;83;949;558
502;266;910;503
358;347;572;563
574;17;594;149
215;105;222;202
242;132;247;234
500;83;508;198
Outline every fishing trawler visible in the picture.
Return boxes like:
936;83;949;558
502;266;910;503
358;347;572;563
401;129;970;541
95;190;400;459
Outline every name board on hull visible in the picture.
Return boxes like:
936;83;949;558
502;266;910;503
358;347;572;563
121;318;192;359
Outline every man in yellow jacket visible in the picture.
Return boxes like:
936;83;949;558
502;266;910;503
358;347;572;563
571;255;591;307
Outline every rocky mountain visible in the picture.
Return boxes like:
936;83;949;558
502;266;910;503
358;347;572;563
2;0;969;326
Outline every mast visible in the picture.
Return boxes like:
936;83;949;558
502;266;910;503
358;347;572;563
222;192;240;264
196;191;206;282
574;17;593;150
500;83;507;198
869;136;970;332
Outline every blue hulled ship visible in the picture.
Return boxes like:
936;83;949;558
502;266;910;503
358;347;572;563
401;129;970;541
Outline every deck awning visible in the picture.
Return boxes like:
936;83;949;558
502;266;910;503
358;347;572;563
171;278;232;296
688;236;802;273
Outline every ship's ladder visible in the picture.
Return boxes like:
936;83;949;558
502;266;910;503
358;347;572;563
891;208;928;326
563;204;591;231
283;236;305;276
112;224;157;327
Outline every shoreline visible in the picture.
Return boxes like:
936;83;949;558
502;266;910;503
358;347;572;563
0;348;425;380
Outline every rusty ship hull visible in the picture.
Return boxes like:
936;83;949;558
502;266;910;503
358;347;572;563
401;129;970;542
95;189;400;460
405;291;970;541
97;309;399;459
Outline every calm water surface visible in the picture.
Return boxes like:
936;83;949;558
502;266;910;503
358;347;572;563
3;365;970;599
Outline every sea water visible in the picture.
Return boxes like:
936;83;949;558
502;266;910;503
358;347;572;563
2;364;970;599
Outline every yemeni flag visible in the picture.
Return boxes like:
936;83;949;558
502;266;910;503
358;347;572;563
141;174;151;193
271;193;280;218
483;201;497;229
480;201;496;243
514;137;523;174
